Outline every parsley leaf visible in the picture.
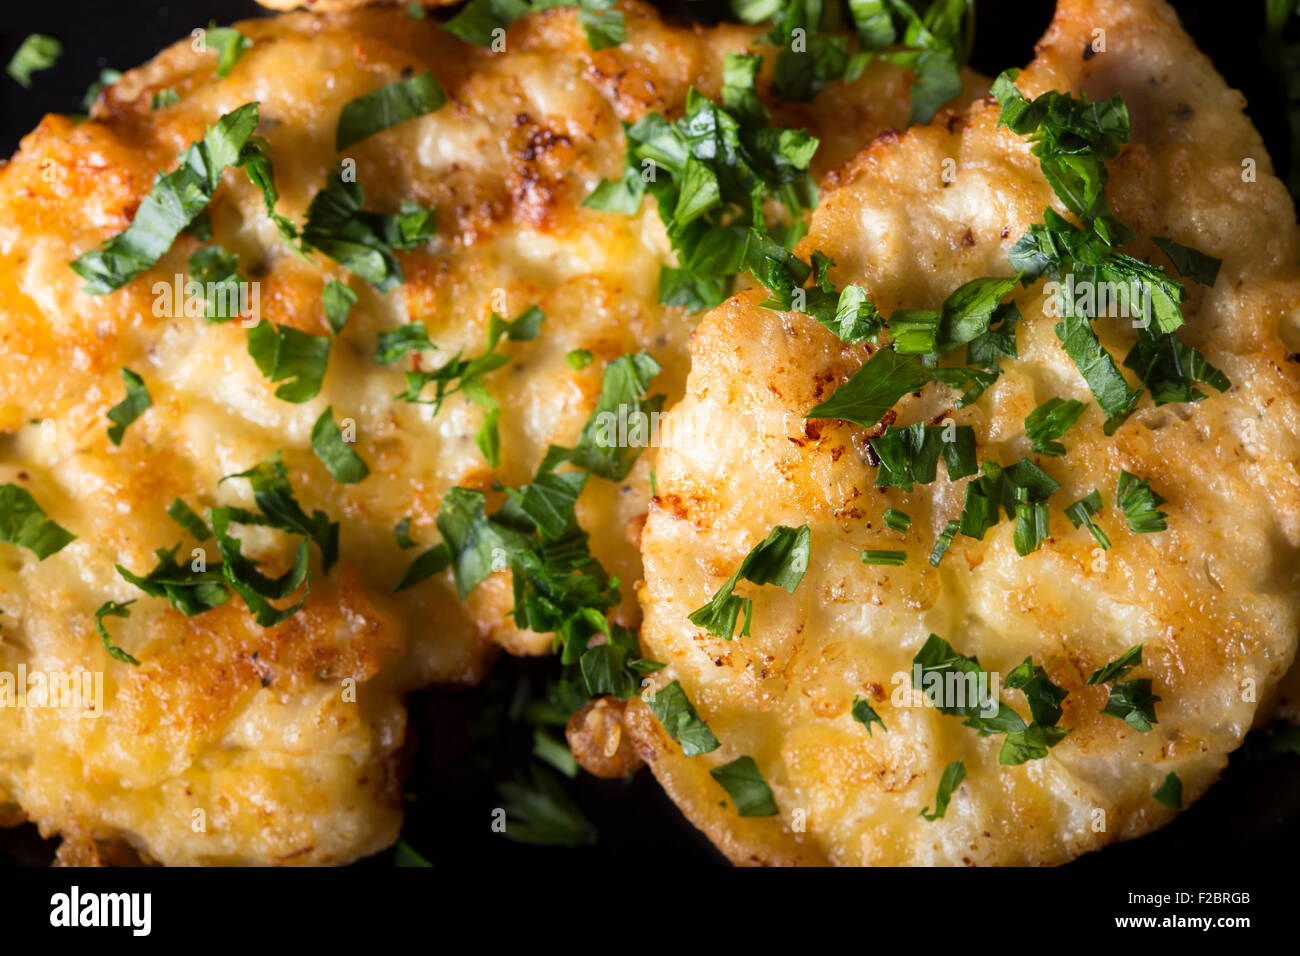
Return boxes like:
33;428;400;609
540;351;661;481
647;680;721;756
301;170;435;292
166;498;212;541
106;368;152;446
1065;489;1111;549
393;517;417;549
236;136;303;249
1086;644;1144;685
150;88;180;110
688;524;811;639
1023;397;1086;456
7;34;61;88
869;422;976;491
445;0;625;52
711;755;779;816
187;246;244;322
1103;678;1161;732
852;695;886;734
81;67;122;110
993;69;1130;232
1152;236;1221;287
116;544;231;617
93;600;140;666
806;347;926;426
1152;771;1182;809
1054;312;1140;431
585;58;820;312
1116;469;1167;533
70;103;261;294
322;280;356;334
919;760;965;821
311;407;370;484
218;451;339;571
336;72;446;150
393;542;452;592
380;307;546;467
205;23;252;77
497;764;597;845
247;320;332;403
0;484;75;559
1087;644;1160;732
912;634;1070;765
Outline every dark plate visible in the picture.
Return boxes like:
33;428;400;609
1;0;1296;869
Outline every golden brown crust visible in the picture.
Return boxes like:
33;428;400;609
565;696;644;779
0;2;938;864
636;0;1300;866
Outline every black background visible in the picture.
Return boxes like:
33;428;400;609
0;0;1297;875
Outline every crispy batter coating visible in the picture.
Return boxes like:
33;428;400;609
633;0;1300;865
0;2;936;864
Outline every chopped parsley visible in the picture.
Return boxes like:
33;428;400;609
870;422;977;490
919;760;965;821
710;756;779;816
1064;489;1111;549
150;88;180;109
1152;236;1221;287
166;498;212;541
852;695;886;735
378;306;547;466
93;600;140;666
445;0;626;52
1024;397;1086;456
7;34;61;88
247;320;332;403
1152;771;1182;809
688;524;811;639
393;517;418;550
993;72;1229;427
750;0;971;122
392;349;662;701
322;280;357;334
566;348;593;370
1086;643;1160;733
806;347;926;427
0;485;75;559
496;764;597;845
310;407;370;484
584;53;819;312
335;72;446;150
301;169;436;292
912;634;1070;765
187;246;243;321
204;23;252;77
647;680;721;756
540;351;662;481
207;452;339;626
1115;469;1167;533
81;67;122;110
116;545;231;617
106;368;152;446
393;541;451;593
71;103;261;294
